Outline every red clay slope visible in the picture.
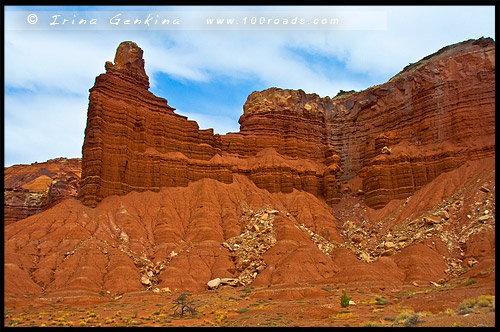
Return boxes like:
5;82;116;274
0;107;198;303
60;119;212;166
4;156;494;299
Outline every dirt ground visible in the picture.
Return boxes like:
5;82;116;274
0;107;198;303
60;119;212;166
3;159;496;328
4;272;495;328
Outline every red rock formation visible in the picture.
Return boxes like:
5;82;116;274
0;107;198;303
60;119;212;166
79;41;226;207
233;38;495;209
79;41;343;208
79;38;495;210
5;155;494;297
4;158;81;225
3;38;495;301
341;38;495;208
6;175;341;296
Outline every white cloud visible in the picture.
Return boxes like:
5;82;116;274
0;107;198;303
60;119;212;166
141;30;366;97
5;31;110;95
4;93;88;166
4;6;495;166
279;6;495;82
178;110;241;135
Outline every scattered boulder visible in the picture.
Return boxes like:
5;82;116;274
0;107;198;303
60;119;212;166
384;241;396;250
141;276;151;286
207;278;221;289
423;215;442;225
478;215;490;222
438;210;450;220
220;278;240;287
222;207;278;286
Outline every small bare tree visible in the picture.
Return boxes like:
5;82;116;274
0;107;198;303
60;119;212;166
171;293;197;317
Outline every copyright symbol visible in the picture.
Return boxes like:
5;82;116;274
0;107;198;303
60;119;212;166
27;14;38;24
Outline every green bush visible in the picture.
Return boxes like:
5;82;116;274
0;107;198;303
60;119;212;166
464;279;477;286
236;308;250;314
340;290;350;308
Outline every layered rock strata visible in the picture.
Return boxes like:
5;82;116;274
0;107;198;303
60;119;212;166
3;38;495;300
5;157;495;296
79;38;495;210
79;41;342;208
330;37;495;208
4;158;81;224
227;38;495;209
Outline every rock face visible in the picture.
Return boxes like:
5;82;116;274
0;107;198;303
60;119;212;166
4;158;81;225
79;38;495;210
4;157;495;297
227;38;495;209
4;38;495;300
78;41;342;208
80;41;230;207
333;38;495;208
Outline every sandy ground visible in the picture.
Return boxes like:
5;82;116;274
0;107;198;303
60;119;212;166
4;273;495;328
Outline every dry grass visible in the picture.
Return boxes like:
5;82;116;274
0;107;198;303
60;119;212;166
475;295;494;308
331;311;358;320
458;298;476;310
444;308;455;317
393;308;415;325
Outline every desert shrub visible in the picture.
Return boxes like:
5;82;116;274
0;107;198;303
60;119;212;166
458;298;475;310
445;308;455;317
393;309;415;325
213;311;227;325
476;299;491;307
403;314;421;327
333;312;357;320
464;279;477;286
236;308;250;314
476;295;495;308
340;290;350;308
171;293;197;317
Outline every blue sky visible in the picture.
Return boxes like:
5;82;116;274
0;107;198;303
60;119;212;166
4;5;495;166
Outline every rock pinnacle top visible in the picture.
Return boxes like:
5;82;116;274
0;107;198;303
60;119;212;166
104;41;149;86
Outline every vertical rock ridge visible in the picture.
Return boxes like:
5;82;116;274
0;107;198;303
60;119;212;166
78;38;495;209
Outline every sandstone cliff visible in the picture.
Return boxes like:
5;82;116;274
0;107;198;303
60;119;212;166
79;38;495;210
4;158;81;225
78;41;343;209
4;38;495;301
329;37;495;208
